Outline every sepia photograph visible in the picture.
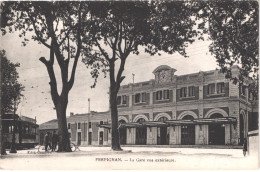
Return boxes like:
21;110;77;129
0;0;259;170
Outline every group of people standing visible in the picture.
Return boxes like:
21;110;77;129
44;131;59;152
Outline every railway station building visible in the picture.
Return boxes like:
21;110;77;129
39;65;258;146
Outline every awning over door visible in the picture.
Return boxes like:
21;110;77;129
98;117;237;129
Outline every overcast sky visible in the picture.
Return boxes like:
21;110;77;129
1;31;218;124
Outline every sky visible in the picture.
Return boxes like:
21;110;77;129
0;31;218;124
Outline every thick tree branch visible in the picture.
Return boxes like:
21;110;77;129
27;13;51;49
68;5;82;91
95;39;111;62
39;55;59;105
117;22;124;56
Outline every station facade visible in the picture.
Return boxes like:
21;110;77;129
113;65;258;146
39;65;258;146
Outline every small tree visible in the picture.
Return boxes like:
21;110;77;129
82;1;197;150
1;50;24;155
1;2;87;151
1;50;24;115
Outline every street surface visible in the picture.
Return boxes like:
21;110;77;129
0;146;258;170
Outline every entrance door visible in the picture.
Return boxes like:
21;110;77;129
181;125;195;145
119;120;126;145
157;117;169;145
209;124;225;145
99;131;103;145
88;132;92;145
157;127;169;145
77;132;81;145
239;113;245;145
135;118;147;145
181;115;195;145
208;113;225;145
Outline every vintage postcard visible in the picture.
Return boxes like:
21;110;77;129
0;0;259;170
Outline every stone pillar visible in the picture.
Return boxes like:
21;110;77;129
225;124;231;145
129;94;132;107
195;125;208;145
176;126;181;144
195;125;200;145
172;87;176;103
199;85;204;100
127;128;136;144
149;92;153;105
198;104;204;118
172;107;177;120
108;130;111;145
147;127;157;145
170;126;181;144
169;126;175;144
229;102;240;145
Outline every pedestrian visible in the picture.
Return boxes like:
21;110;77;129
44;132;51;152
243;138;247;156
52;131;59;152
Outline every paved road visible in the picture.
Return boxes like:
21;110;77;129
0;146;258;170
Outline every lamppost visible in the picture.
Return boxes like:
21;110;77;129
9;97;17;153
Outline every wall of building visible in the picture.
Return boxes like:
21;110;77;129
38;65;258;148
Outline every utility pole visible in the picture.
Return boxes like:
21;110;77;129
9;97;17;153
88;98;90;113
132;73;135;84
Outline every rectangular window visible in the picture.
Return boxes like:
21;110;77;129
68;123;70;129
217;82;225;94
164;90;170;99
89;122;92;129
141;93;146;102
207;84;215;94
78;123;81;129
135;93;140;103
180;87;187;98
122;95;127;104
117;96;121;105
188;86;195;97
100;121;103;125
241;85;246;96
248;91;252;100
156;91;163;100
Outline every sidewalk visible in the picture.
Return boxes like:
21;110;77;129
0;146;258;170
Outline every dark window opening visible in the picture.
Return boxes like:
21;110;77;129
180;87;187;98
217;82;225;94
117;96;121;105
188;86;195;97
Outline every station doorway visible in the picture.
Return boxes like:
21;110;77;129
181;115;195;145
208;113;225;145
136;118;147;145
119;120;127;145
157;117;169;145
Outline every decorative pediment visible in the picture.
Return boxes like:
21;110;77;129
153;65;177;84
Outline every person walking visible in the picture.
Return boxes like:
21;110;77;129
243;138;247;157
44;132;51;152
51;131;58;152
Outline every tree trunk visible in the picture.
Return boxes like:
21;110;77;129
110;87;122;151
55;95;71;152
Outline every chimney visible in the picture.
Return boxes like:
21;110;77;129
88;98;90;113
70;112;74;116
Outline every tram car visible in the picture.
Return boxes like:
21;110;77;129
2;114;39;149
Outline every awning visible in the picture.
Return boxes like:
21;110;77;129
98;117;237;129
165;117;237;126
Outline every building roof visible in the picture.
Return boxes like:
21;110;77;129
39;111;110;130
39;119;58;130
